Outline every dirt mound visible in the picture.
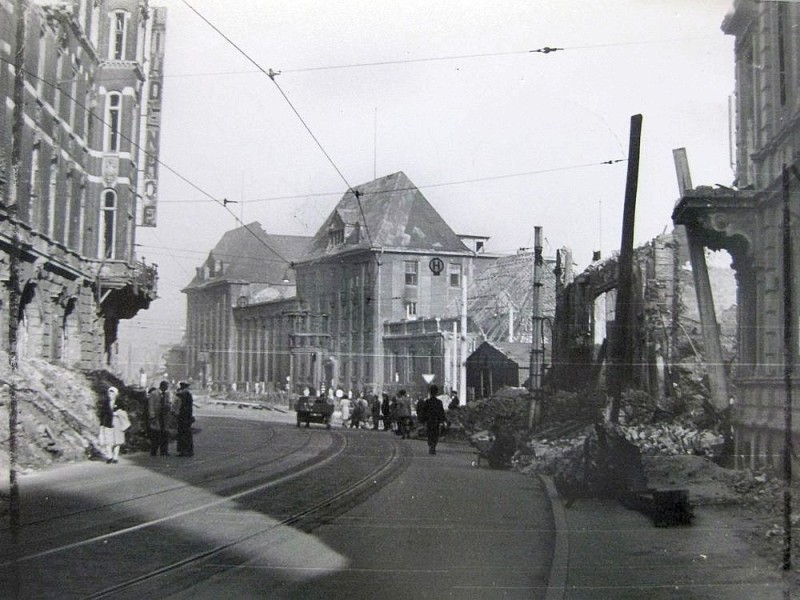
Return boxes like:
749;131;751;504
0;354;107;472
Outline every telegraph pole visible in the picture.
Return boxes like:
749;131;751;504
781;164;794;571
529;226;544;429
7;0;28;590
609;114;642;423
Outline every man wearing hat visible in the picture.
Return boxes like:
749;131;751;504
175;381;195;457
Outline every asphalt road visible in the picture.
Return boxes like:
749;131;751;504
0;407;555;599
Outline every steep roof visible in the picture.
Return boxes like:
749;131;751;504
183;222;311;290
303;171;470;260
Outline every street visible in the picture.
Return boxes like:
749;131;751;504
0;409;554;599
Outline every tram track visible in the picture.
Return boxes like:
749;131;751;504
1;423;410;600
85;431;408;599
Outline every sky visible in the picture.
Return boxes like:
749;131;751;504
119;0;737;367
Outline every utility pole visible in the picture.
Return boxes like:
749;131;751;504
7;1;27;592
529;226;544;429
458;262;468;405
781;164;794;571
609;114;642;423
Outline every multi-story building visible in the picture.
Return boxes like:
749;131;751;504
0;0;165;369
182;222;309;390
291;171;487;398
673;0;799;468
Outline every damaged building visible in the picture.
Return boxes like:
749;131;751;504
672;1;800;470
0;1;166;370
550;230;737;405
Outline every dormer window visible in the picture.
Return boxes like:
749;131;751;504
329;227;344;246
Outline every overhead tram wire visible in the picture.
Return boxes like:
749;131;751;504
159;35;715;79
160;158;627;205
181;0;376;254
0;57;294;267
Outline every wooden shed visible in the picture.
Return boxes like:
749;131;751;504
467;341;531;399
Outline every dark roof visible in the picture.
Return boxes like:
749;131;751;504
183;222;311;290
470;341;531;368
302;171;470;260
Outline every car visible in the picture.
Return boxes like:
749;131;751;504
295;396;333;429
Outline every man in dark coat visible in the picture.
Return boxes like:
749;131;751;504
420;384;446;455
175;381;194;457
147;380;171;456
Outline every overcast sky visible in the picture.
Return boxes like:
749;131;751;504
120;0;736;354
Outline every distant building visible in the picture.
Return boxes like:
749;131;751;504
292;171;486;398
672;1;800;469
0;0;166;369
181;223;309;390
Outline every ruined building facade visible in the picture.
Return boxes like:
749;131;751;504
673;0;800;469
0;1;165;369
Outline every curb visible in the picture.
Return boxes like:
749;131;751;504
539;474;568;600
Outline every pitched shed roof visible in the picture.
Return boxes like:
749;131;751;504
303;171;470;260
183;222;311;290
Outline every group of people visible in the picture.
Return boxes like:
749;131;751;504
337;385;457;455
147;380;195;457
97;379;196;462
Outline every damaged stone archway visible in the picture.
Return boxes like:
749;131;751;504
672;187;758;411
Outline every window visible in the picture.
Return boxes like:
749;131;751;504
449;263;462;288
777;3;791;107
105;93;121;152
110;11;128;60
329;228;344;246
102;189;117;259
47;155;58;237
405;302;417;320
404;261;418;286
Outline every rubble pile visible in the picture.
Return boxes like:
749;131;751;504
517;420;726;499
0;353;119;472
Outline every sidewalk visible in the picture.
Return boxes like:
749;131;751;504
540;476;790;600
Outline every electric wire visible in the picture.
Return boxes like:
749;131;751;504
181;0;377;252
0;55;295;267
159;35;717;79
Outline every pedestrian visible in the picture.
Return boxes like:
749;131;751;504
395;389;412;439
147;380;171;456
350;393;366;429
109;388;130;463
97;386;115;462
339;394;351;427
381;393;392;431
420;384;446;455
370;394;381;430
175;381;194;457
448;390;460;411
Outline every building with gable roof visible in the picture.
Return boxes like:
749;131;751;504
182;222;309;388
291;171;488;397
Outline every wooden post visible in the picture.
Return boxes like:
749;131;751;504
782;164;794;571
609;115;642;423
672;148;729;411
529;226;544;429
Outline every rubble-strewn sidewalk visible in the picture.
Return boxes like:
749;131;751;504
541;473;793;600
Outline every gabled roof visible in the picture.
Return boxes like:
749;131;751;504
471;341;532;368
183;222;311;291
302;171;470;260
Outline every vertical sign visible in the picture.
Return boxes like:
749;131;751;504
141;8;166;227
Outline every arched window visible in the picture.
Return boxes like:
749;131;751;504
110;11;129;60
105;92;121;152
102;189;117;259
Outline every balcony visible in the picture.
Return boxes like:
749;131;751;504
97;259;158;320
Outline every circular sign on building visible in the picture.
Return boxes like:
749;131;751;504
429;257;444;276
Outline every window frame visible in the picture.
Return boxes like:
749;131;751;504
404;261;418;286
101;188;117;259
